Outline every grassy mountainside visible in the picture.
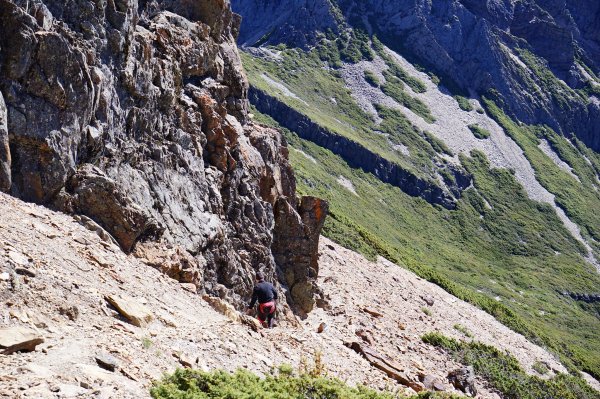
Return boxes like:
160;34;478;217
242;42;600;382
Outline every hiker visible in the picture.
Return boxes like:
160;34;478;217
247;271;278;328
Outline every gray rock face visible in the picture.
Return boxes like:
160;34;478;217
0;0;327;311
232;0;340;49
232;0;600;151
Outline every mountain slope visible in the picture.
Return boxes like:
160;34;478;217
233;0;600;152
1;192;583;398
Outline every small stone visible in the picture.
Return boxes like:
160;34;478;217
59;306;80;321
0;327;44;354
421;295;435;306
203;295;240;323
0;272;9;281
15;267;36;277
57;383;87;398
317;322;326;333
362;307;383;318
95;353;119;372
180;283;197;293
178;353;196;368
7;251;29;266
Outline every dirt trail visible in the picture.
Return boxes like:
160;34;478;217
0;193;570;398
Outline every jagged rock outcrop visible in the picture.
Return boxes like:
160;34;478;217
250;87;470;209
0;91;10;192
233;0;600;151
0;0;326;311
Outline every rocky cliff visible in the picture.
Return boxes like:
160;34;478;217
232;0;600;151
0;0;327;312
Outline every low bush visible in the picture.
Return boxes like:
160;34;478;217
364;70;380;87
422;333;600;399
468;124;491;139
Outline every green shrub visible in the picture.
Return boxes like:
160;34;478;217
151;366;465;399
468;124;491;139
453;324;474;338
454;95;474;112
422;333;600;399
364;70;380;87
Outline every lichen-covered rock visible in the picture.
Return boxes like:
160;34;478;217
0;0;326;311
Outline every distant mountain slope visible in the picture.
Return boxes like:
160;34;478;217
233;0;600;151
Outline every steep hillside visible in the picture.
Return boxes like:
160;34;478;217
233;0;600;386
233;0;600;151
2;192;590;398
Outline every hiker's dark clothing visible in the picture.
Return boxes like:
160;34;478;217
249;281;278;328
249;281;278;308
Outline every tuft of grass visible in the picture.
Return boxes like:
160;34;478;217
533;361;550;375
424;131;454;157
468;124;491;139
142;337;153;350
453;324;474;338
423;333;600;399
364;70;380;87
454;95;474;112
421;307;432;316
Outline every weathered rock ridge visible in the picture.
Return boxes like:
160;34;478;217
0;0;326;310
232;0;600;151
250;87;471;209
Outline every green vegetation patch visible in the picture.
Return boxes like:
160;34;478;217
483;99;600;244
423;333;600;399
467;124;491;139
150;367;460;399
372;36;427;94
381;74;435;123
316;28;374;67
454;95;474;112
364;69;380;87
244;44;600;381
243;49;442;180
